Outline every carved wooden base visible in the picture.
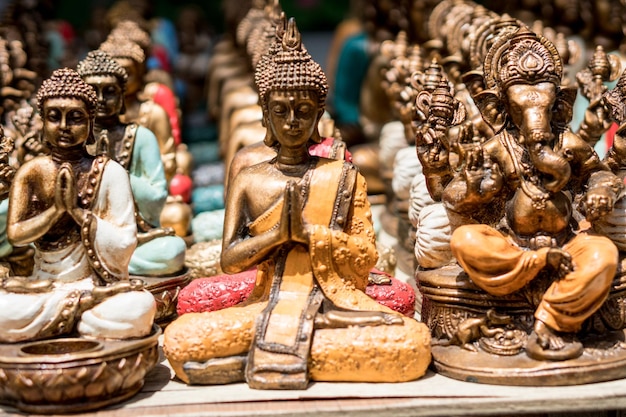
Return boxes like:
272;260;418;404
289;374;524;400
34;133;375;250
432;330;626;385
0;325;161;413
141;269;192;326
419;263;626;386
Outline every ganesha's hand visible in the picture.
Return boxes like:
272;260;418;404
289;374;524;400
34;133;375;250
584;187;615;221
583;102;612;134
0;165;15;198
417;127;448;170
462;144;485;189
23;136;45;156
0;165;14;183
545;248;573;279
479;158;503;195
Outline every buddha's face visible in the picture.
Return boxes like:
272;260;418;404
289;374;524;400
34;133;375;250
42;97;91;149
115;57;143;95
267;89;320;150
82;74;124;119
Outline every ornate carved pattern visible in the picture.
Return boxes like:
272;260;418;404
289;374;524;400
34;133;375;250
0;331;159;413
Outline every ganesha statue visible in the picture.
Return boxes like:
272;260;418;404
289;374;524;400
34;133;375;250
417;26;626;385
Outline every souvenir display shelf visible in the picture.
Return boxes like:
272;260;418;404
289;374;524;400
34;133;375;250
2;340;626;417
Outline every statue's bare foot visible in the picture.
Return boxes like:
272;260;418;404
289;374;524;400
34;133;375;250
534;320;565;350
526;320;583;361
314;310;403;329
545;248;573;278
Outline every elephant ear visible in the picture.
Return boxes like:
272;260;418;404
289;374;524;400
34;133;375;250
415;90;432;121
451;100;467;126
609;53;622;82
473;89;506;133
461;70;486;96
552;85;578;128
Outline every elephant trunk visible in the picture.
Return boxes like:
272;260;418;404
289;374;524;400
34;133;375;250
525;130;571;193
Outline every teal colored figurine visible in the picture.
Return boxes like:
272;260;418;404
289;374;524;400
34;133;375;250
77;50;186;277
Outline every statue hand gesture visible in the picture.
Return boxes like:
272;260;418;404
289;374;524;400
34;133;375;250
54;163;72;213
462;144;485;191
279;181;309;246
0;164;15;199
56;163;87;224
287;181;309;246
584;187;615;222
95;129;109;156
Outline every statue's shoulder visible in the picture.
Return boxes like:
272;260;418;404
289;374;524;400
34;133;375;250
139;98;168;119
133;124;159;147
312;157;360;188
314;156;354;170
234;160;273;188
16;155;53;177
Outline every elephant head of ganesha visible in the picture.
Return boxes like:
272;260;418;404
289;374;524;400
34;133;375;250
473;27;576;194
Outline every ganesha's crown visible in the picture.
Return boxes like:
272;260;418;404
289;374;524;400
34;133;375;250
484;26;562;92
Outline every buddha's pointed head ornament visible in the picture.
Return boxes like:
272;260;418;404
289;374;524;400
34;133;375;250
255;17;328;146
255;17;327;106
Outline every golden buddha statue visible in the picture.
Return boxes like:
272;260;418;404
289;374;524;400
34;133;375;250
163;18;431;389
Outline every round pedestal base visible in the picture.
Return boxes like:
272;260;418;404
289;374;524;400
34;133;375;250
0;325;161;413
141;269;191;326
432;330;626;386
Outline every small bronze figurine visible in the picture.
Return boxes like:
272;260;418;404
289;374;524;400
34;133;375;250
418;25;626;385
163;18;431;389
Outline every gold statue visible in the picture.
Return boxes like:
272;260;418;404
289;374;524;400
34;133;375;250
0;68;158;412
105;19;186;160
163;18;430;389
4;67;156;341
418;25;626;385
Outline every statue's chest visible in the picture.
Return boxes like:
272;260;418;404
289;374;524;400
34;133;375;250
506;188;572;237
